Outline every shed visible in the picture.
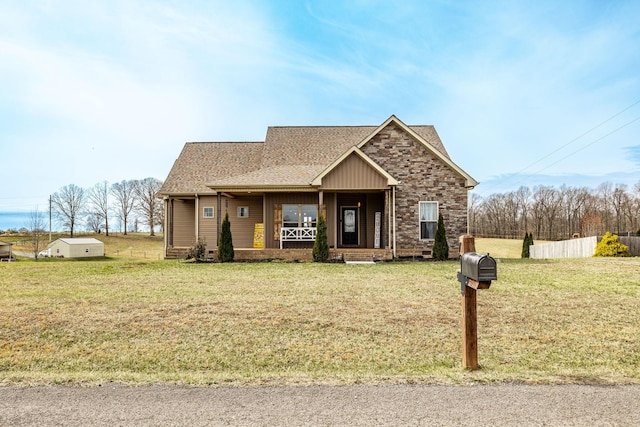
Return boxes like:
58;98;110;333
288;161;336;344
47;238;105;258
0;240;13;260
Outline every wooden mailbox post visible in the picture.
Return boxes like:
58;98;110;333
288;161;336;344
458;235;497;370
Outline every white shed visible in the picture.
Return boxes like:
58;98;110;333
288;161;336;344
48;238;105;258
0;240;13;260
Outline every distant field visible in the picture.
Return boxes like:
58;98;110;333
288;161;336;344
1;247;638;386
5;232;164;260
475;237;550;259
96;233;164;260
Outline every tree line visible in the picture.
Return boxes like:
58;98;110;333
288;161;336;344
470;181;640;241
49;178;164;237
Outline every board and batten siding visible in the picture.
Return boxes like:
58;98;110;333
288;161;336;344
319;153;389;190
197;195;218;249
222;196;264;248
172;199;195;247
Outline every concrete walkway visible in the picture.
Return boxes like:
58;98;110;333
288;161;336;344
1;384;638;426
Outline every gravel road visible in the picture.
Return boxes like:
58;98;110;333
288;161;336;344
1;383;638;426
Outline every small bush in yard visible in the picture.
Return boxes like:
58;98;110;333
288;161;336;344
594;232;630;257
432;214;449;261
312;215;329;262
218;213;234;262
187;237;208;262
521;232;534;258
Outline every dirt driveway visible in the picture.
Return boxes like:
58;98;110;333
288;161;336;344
1;383;639;426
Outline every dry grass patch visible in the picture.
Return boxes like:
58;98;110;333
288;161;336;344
1;257;638;385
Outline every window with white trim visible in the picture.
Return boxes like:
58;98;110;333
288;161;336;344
237;206;249;218
203;207;214;218
419;201;438;240
282;204;317;227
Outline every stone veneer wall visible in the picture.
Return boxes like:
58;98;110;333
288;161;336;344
361;123;469;251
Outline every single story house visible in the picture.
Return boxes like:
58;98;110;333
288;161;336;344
48;238;105;258
0;240;13;260
158;115;478;261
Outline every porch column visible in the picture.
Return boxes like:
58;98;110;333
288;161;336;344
392;185;397;258
195;194;199;241
168;198;174;248
216;192;222;249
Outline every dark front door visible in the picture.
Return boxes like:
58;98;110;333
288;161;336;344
341;207;358;246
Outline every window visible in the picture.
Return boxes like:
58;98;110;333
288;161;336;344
282;204;317;227
419;201;438;240
203;207;214;218
237;206;249;218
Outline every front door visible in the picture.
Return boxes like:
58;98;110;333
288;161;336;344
341;207;358;246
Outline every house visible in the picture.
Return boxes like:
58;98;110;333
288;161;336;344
158;115;478;261
0;240;13;261
47;238;105;258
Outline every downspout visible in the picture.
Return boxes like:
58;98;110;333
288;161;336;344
392;185;397;259
467;189;470;235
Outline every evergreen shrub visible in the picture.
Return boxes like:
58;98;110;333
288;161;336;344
188;237;208;262
594;232;630;257
432;214;449;261
312;215;329;262
218;212;235;262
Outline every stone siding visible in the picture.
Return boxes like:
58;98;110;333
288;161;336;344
361;123;469;251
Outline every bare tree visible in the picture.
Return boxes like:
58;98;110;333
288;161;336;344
28;207;47;261
133;178;163;236
597;182;613;232
611;184;628;234
51;184;87;237
86;212;104;233
88;181;110;235
111;180;136;235
514;186;531;234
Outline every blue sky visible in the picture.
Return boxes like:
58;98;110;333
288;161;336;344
1;0;639;213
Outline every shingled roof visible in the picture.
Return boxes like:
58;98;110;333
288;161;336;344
159;118;452;195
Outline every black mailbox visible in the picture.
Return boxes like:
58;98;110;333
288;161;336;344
460;252;497;282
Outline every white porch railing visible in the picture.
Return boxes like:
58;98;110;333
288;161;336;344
280;227;317;249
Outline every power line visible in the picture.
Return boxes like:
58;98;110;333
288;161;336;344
516;98;640;175
533;113;640;174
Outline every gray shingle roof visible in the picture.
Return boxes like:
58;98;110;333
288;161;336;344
159;122;450;195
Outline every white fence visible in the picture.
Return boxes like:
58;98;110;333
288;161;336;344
530;236;640;259
280;227;317;249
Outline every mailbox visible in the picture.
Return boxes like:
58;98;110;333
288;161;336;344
460;252;497;282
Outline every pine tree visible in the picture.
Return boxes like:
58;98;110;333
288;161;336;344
312;214;329;262
432;213;449;261
521;232;531;258
218;212;234;262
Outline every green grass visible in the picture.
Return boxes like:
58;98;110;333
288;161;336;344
1;254;638;386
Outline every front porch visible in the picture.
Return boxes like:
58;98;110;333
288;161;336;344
165;247;394;262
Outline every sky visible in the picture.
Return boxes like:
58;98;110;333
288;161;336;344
1;0;639;214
